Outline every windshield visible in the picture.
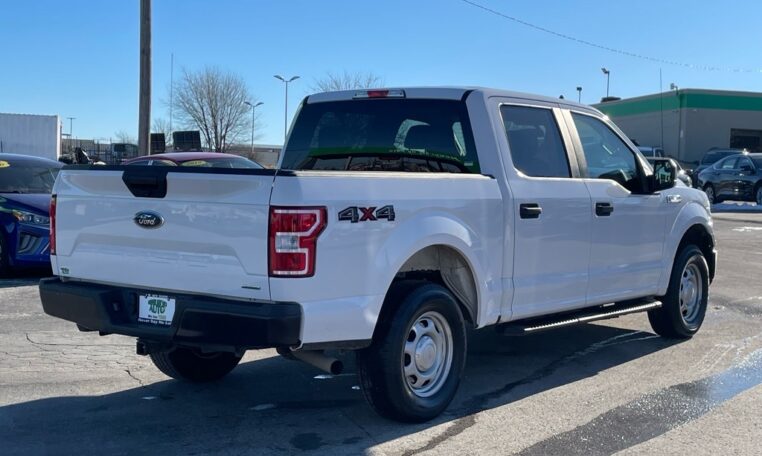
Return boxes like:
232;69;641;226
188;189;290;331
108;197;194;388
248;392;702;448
179;157;262;168
0;163;60;193
281;98;480;173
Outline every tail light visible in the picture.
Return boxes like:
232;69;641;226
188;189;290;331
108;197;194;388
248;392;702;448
49;195;57;255
268;207;326;277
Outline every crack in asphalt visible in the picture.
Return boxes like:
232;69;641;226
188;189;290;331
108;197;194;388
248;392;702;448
124;368;146;388
401;331;648;456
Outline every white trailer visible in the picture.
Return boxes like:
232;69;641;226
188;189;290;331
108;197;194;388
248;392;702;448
0;113;60;160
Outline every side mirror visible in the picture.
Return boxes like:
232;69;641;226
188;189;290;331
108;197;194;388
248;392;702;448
649;158;676;192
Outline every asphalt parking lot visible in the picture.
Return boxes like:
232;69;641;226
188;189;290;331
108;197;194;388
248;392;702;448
1;213;761;456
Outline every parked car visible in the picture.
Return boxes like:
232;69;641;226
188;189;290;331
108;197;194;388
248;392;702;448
122;152;262;168
646;157;692;187
697;153;762;204
637;146;665;158
40;87;715;422
693;148;746;181
0;154;62;274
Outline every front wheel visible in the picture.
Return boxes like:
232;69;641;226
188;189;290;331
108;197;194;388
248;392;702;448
357;282;466;422
648;244;709;339
755;184;762;205
150;346;242;382
704;185;718;204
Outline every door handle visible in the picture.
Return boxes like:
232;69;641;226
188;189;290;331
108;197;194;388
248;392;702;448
595;202;614;216
666;194;682;204
519;203;542;219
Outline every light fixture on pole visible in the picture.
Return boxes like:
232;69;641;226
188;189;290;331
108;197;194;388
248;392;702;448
601;68;610;97
244;101;264;155
670;82;679;91
576;86;582;103
274;75;300;143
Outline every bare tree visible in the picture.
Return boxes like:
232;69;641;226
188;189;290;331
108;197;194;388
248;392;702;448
172;66;255;152
114;130;137;144
310;71;384;92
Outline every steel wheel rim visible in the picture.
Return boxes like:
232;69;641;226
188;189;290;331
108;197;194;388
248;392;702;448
402;310;453;398
679;262;703;326
705;187;715;204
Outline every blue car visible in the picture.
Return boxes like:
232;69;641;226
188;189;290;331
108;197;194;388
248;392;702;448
0;154;62;274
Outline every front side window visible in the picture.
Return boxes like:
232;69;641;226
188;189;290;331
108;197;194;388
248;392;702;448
572;113;640;192
718;157;738;170
501;105;570;178
281;99;480;173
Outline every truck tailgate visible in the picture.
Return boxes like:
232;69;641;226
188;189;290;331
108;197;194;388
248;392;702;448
52;168;274;301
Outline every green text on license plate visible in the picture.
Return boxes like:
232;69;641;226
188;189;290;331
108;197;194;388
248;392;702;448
138;294;176;326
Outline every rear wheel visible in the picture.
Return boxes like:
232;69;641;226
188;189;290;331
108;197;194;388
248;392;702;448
755;183;762;205
648;244;709;339
150;346;242;382
357;282;466;422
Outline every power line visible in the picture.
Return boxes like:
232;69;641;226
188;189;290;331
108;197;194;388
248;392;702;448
458;0;762;73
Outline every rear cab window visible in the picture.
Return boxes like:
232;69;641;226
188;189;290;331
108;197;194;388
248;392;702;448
281;98;480;173
500;105;571;178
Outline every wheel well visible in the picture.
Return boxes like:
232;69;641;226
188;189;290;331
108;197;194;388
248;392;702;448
377;246;478;334
678;224;715;281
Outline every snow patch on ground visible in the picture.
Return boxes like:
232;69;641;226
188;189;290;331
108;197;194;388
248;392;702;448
712;201;762;213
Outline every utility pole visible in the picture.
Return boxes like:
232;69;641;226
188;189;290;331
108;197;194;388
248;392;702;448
274;75;300;143
244;101;263;155
576;86;582;103
138;0;151;155
169;52;174;136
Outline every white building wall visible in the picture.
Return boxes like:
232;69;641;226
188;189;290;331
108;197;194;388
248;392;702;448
0;113;60;160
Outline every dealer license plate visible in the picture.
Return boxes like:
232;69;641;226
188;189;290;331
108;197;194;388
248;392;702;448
138;294;176;326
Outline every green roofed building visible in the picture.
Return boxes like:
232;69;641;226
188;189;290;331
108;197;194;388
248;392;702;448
594;89;762;164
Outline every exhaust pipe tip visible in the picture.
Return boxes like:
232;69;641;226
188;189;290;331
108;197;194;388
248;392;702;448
328;359;344;375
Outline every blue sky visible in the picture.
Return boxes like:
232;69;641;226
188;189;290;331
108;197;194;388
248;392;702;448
2;0;761;146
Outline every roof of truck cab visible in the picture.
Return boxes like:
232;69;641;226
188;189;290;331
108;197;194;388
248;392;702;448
305;86;599;114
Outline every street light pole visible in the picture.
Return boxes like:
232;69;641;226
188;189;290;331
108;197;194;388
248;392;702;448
274;75;300;143
576;86;582;103
244;101;263;155
67;117;75;139
601;68;610;98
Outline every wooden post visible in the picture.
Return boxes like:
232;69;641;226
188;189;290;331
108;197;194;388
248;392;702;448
138;0;151;155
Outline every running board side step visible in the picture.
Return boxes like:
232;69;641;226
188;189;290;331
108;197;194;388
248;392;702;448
496;300;662;336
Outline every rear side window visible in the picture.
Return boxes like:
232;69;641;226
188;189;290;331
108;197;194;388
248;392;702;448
281;99;480;173
501;105;570;178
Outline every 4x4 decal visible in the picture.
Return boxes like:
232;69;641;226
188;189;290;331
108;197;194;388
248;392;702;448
338;205;395;223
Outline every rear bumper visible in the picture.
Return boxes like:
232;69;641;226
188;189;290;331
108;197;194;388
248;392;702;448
39;277;302;350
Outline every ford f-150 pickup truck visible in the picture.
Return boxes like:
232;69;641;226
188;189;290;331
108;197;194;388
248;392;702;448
40;87;716;422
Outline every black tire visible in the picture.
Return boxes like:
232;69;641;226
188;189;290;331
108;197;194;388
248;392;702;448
0;234;9;277
356;282;467;423
754;182;762;205
648;244;709;339
150;346;242;382
703;184;720;204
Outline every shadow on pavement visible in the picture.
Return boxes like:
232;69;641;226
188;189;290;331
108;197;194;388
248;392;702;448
0;323;678;455
0;269;50;289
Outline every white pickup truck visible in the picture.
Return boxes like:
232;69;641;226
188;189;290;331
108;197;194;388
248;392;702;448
40;87;716;422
